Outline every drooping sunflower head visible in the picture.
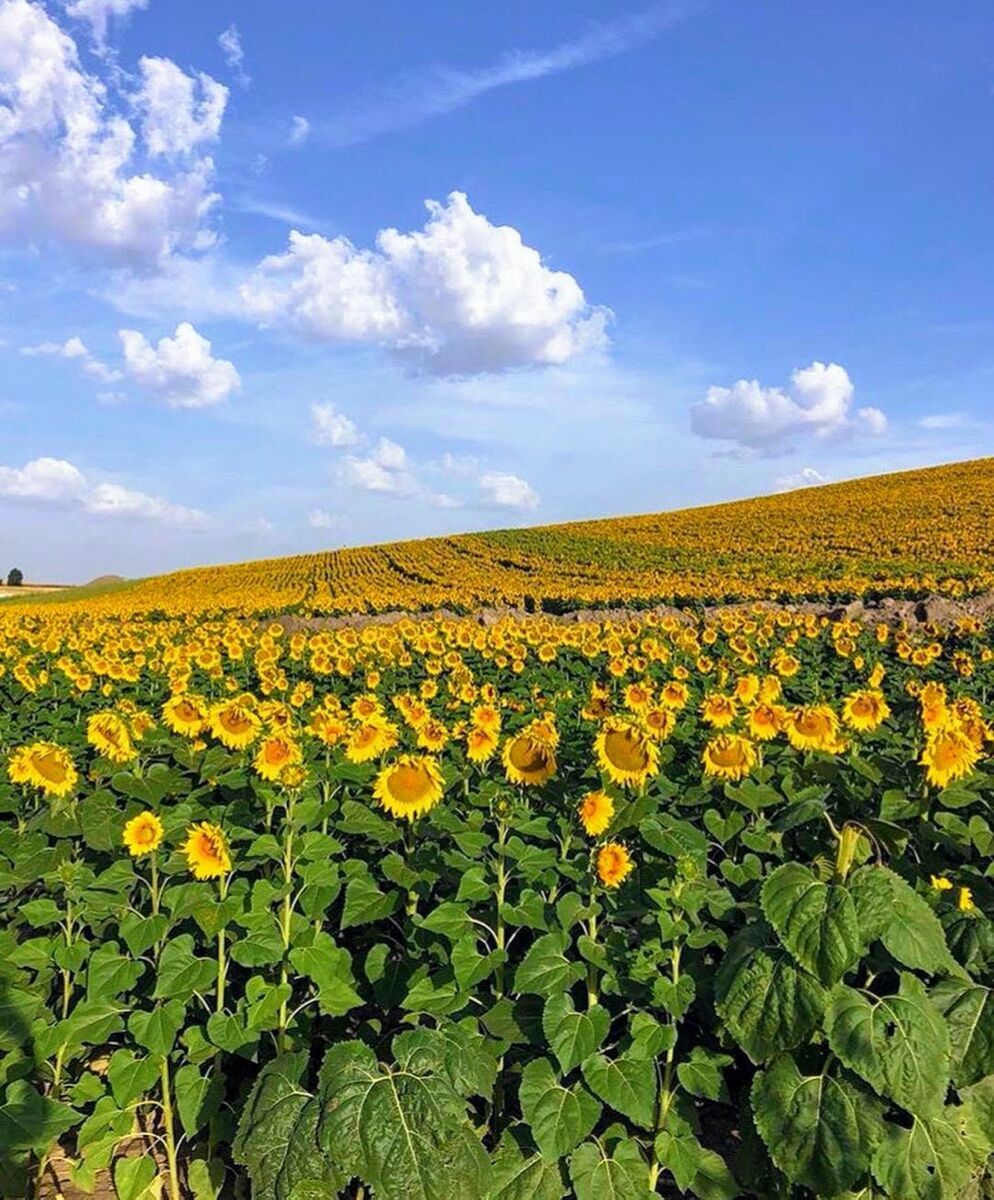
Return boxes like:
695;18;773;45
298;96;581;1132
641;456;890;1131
162;694;209;737
7;742;78;799
182;821;231;880
596;842;634;889
747;703;784;741
253;735;302;782
594;718;658;788
373;754;444;821
786;705;839;751
122;811;164;858
702;733;758;781
87;711;137;764
209;701;262;750
578;790;615;837
503;733;557;787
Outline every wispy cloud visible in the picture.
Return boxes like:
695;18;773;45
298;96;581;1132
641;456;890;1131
598;227;713;255
317;0;707;148
230;196;328;231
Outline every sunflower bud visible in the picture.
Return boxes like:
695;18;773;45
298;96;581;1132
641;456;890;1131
835;823;861;881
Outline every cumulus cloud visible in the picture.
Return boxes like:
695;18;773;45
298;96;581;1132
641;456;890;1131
773;466;830;492
308;508;346;530
310;402;359;447
63;0;148;45
22;335;122;383
340;437;459;508
135;56;227;157
478;470;539;510
119;321;240;407
241;191;608;376
288;115;310;146
919;412;970;430
0;455;206;525
217;24;249;88
0;0;221;265
690;361;888;455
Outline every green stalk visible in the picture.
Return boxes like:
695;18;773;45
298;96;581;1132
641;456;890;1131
160;1057;182;1200
494;818;508;996
277;794;296;1052
585;907;599;1008
647;944;681;1192
216;874;230;1014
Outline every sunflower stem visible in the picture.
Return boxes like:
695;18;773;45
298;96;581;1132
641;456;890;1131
159;1056;182;1200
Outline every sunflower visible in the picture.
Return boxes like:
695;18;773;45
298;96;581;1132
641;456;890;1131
594;718;658;788
734;675;760;705
930;875;953;891
308;710;347;746
471;704;502;733
345;719;398;763
253;735;302;782
642;707;675;741
466;725;499;763
700;693;737;728
786;705;840;752
373;755;444;821
122;811;164;858
842;689;891;732
747;703;784;741
87;712;136;764
624;682;652;712
582;682;612;721
417;719;450;752
162;694;208;737
659;681;689;711
578;790;615;837
702;734;758;781
596;842;634;888
958;887;975;912
503;733;557;786
7;742;77;799
182;822;231;880
921;726;981;789
209;700;261;750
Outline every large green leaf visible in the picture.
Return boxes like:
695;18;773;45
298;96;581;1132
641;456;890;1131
232;1052;343;1200
518;1058;601;1162
542;994;609;1074
106;1049;159;1108
581;1053;656;1129
393;1023;498;1103
128;1000;186;1056
871;1104;990;1200
0;1080;80;1153
874;867;957;974
288;933;363;1017
568;1138;651;1200
318;1041;490;1200
152;934;217;1002
761;862;860;984
931;978;994;1087
340;875;398;930
751;1053;881;1195
513;933;585;997
715;932;826;1063
488;1131;568;1200
826;973;951;1117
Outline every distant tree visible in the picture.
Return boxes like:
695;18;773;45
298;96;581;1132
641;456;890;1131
6;568;23;587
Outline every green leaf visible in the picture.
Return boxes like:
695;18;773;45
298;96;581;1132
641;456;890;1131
420;901;473;942
580;1053;656;1129
676;1047;732;1102
174;1064;222;1139
318;1041;490;1200
518;1058;601;1161
152;934;217;1002
0;1080;80;1153
513;932;584;997
931;978;994;1087
232;1052;343;1200
875;867;957;974
826;973;951;1117
106;1049;159;1108
129;1000;185;1056
488;1131;568;1200
393;1023;498;1103
288;933;363;1017
542;994;609;1074
761;862;860;984
871;1104;990;1200
340;875;398;930
849;865;895;944
451;936;505;991
86;942;143;1002
751;1054;881;1195
568;1138;650;1200
653;1131;738;1199
113;1156;157;1200
715;930;826;1063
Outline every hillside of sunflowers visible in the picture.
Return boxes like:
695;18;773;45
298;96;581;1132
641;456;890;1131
4;459;994;1200
13;456;994;619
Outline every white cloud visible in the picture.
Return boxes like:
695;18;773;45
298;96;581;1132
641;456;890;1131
217;24;250;88
690;361;888;455
63;0;148;45
119;320;240;408
340;437;459;508
22;335;122;383
310;402;359;447
0;455;206;526
241;191;608;376
0;0;221;265
478;470;539;510
288;115;310;146
918;412;968;430
308;508;345;530
773;466;830;492
135;56;227;157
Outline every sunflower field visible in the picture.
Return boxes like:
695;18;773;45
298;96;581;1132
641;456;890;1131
2;603;994;1200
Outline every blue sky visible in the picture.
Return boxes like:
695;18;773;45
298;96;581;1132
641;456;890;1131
1;0;992;582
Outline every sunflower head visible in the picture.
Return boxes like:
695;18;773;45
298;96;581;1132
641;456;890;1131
253;735;302;782
503;734;557;787
7;742;78;799
702;734;758;781
162;694;208;737
578;790;615;837
921;726;980;789
466;725;499;763
373;754;444;821
842;689;890;732
594;718;658;788
123;811;164;858
183;822;231;880
786;705;840;751
596;842;634;889
209;701;261;750
87;711;137;764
